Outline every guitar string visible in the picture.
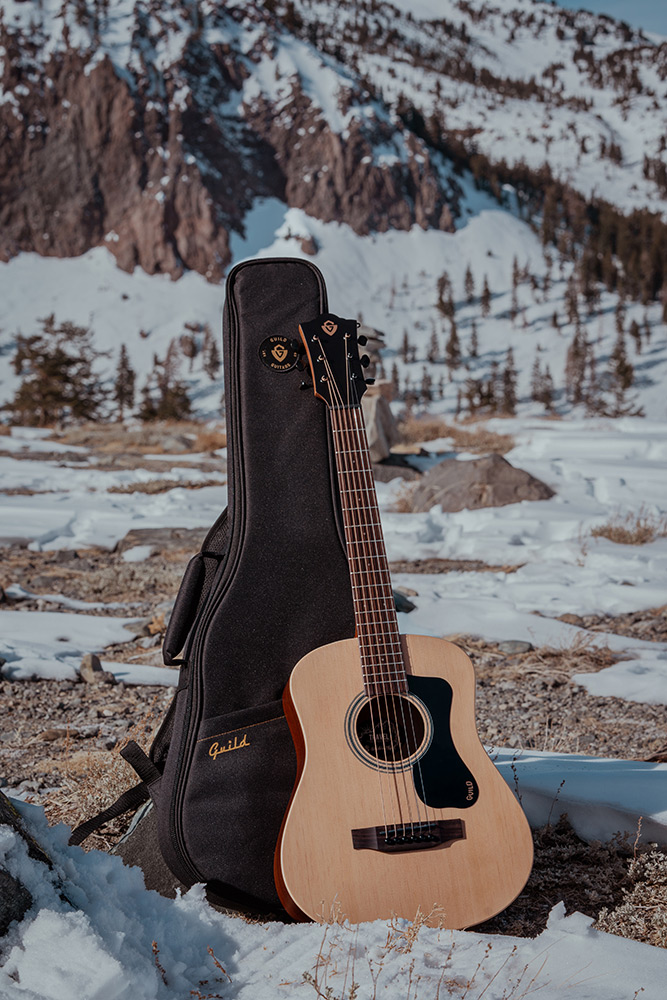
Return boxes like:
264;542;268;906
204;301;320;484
316;340;392;837
333;342;408;835
334;404;409;836
348;402;435;833
337;395;415;834
320;332;426;836
316;337;401;836
329;364;402;836
346;398;429;835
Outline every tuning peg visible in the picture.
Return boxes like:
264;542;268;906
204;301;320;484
295;359;305;371
300;380;312;391
360;355;370;368
365;378;376;385
357;335;368;346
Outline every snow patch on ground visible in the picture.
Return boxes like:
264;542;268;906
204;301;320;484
1;800;666;999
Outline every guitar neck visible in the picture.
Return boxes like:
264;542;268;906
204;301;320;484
329;403;407;695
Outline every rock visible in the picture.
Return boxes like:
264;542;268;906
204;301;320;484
0;790;54;937
116;527;206;554
497;641;534;654
159;434;193;454
35;728;73;742
0;11;453;282
409;453;555;513
123;617;154;637
0;869;33;937
558;613;586;627
79;653;103;683
80;654;117;686
98;671;118;686
373;461;421;483
53;549;80;563
362;391;401;463
393;590;416;613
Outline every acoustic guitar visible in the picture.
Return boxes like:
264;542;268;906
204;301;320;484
275;314;533;928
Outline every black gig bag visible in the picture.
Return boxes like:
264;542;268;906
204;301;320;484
117;258;354;915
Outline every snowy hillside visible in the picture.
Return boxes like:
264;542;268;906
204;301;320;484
1;0;666;422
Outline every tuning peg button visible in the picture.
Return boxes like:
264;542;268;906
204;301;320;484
357;335;368;346
360;355;370;368
300;381;312;391
365;378;376;385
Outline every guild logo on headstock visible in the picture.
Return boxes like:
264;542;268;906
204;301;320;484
321;320;338;336
258;335;300;372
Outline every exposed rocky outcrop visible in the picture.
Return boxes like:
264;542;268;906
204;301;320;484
0;3;454;281
409;453;555;513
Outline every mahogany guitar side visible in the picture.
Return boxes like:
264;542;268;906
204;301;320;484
276;634;533;928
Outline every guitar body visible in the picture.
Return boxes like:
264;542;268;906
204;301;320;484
276;634;533;928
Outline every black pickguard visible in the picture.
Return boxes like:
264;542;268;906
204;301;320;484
407;674;479;809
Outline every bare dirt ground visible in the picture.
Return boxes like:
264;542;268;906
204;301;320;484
1;423;665;945
2;537;667;945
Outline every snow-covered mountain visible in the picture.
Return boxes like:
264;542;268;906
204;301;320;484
0;0;666;420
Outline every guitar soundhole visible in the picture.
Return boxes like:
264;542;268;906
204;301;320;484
355;695;426;764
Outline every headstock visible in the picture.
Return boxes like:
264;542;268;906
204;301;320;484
298;313;373;410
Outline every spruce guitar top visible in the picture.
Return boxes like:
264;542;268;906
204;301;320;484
274;314;533;928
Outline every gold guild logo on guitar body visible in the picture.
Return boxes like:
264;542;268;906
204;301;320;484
258;335;300;372
321;320;338;336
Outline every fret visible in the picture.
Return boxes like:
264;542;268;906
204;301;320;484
354;616;402;626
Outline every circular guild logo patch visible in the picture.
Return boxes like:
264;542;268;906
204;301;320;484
258;335;300;372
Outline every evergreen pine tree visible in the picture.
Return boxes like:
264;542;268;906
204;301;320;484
470;321;479;358
564;327;587;404
420;366;432;403
391;361;401;398
179;331;198;371
202;325;221;379
436;272;452;315
540;365;555;412
530;352;542;403
427;331;440;364
502;347;518;414
445;320;461;372
615;299;626;336
584;347;603;416
607;328;640;416
464;264;475;303
113;344;136;421
481;276;491;317
400;330;411;364
9;314;108;426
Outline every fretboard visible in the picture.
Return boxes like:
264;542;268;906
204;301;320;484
329;404;407;695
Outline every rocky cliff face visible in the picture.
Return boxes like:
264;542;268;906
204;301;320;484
0;1;454;281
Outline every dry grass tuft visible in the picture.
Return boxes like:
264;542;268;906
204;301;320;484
193;428;227;453
43;693;168;850
397;417;514;455
596;848;667;947
391;480;419;513
49;420;225;455
108;478;222;495
476;816;631;938
590;507;667;546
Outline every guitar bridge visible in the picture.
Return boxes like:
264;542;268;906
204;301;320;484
351;820;465;853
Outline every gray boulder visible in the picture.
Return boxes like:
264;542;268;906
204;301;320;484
410;453;554;513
